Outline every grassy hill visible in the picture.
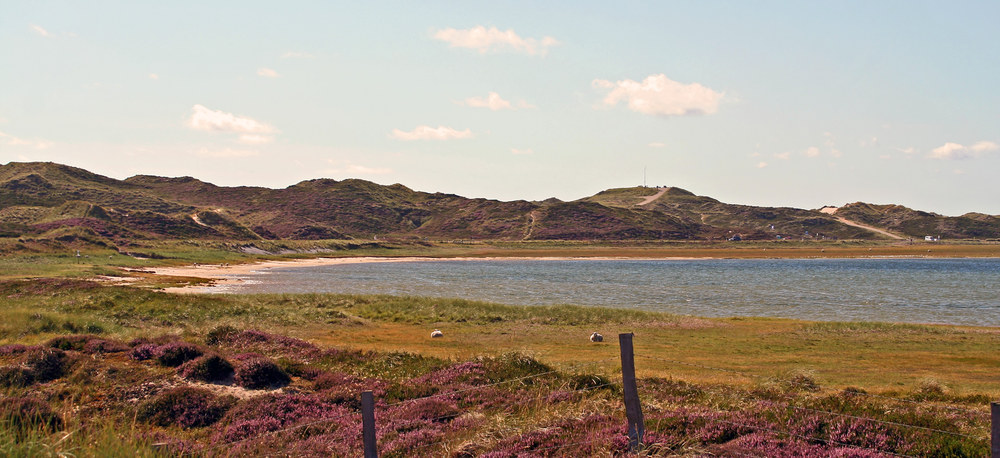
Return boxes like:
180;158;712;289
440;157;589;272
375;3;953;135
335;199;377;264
1;162;997;251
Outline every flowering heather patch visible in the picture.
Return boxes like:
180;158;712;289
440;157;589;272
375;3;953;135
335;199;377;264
314;371;389;407
154;342;203;367
483;413;627;456
137;386;234;428
409;361;488;389
0;344;33;355
217;393;352;442
210;329;322;359
82;338;129;354
177;353;234;382
129;343;158;361
231;353;290;389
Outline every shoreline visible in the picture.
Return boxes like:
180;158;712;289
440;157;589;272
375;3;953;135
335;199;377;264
147;252;998;294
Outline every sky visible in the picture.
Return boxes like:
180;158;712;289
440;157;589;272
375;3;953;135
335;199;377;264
1;1;998;216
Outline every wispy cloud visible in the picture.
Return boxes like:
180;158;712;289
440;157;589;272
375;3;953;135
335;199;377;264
30;24;49;37
511;148;534;155
390;125;473;141
148;73;159;80
804;146;821;158
187;104;277;144
281;51;314;59
325;160;392;175
257;67;280;78
462;92;534;111
928;140;998;159
773;151;791;160
433;26;558;56
0;131;53;149
592;74;724;117
648;142;666;148
756;162;768;168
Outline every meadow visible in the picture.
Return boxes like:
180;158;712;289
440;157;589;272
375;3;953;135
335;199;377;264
0;268;997;456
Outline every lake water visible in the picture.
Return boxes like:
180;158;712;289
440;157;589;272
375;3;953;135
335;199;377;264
213;258;1000;326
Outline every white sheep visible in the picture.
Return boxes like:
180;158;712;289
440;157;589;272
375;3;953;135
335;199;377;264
431;329;443;338
590;332;604;342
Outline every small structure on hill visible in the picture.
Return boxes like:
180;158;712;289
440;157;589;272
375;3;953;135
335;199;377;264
925;235;940;242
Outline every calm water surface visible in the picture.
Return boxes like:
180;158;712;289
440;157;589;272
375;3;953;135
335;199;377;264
214;258;1000;326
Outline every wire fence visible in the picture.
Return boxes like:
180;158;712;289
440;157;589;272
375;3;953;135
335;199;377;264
199;335;993;457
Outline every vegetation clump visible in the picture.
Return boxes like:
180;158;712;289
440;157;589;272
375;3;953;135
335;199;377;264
231;353;290;389
0;397;63;434
137;386;234;428
155;342;204;367
177;354;234;382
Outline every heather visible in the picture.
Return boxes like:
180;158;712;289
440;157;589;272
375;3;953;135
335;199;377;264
0;280;997;455
0;327;990;456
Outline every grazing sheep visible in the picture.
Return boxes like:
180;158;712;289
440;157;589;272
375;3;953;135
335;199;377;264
590;332;604;342
431;329;443;338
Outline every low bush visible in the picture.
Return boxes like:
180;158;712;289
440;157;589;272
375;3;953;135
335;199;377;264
82;339;129;354
0;366;35;387
155;342;203;367
47;334;101;351
205;325;238;345
23;347;69;382
232;354;290;389
137;387;233;428
178;354;234;382
129;343;158;361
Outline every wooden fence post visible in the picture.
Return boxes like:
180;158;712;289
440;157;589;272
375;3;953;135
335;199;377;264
362;390;378;458
619;333;645;452
991;402;999;458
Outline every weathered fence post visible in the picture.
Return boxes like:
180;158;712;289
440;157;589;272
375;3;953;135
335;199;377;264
619;333;645;452
991;402;999;458
362;390;378;458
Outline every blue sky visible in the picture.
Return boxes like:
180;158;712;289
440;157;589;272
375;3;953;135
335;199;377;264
2;1;998;215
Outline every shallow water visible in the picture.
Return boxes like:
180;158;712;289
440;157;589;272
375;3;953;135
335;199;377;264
212;258;1000;326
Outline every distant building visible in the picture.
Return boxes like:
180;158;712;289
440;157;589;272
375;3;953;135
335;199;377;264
925;235;940;242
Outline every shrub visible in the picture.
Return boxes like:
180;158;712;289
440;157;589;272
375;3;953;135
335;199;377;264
219;393;343;442
129;343;158;361
82;339;129;354
23;348;68;382
205;325;238;345
0;397;62;433
155;342;203;367
178;354;234;382
137;387;233;428
0;344;31;355
232;354;290;389
0;366;35;387
47;334;101;351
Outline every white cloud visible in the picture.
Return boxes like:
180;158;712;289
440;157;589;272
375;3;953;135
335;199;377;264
0;131;52;149
756;162;768;168
390;125;473;141
30;24;49;37
896;146;916;154
148;73;159;80
773;151;791;160
196;147;259;158
432;26;558;56
928;141;997;160
257;67;280;78
188;104;277;143
970;140;999;153
648;142;666;148
830;148;843;158
804;146;821;158
464;92;512;111
516;100;537;109
592;74;723;117
511;148;534;155
281;51;314;59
